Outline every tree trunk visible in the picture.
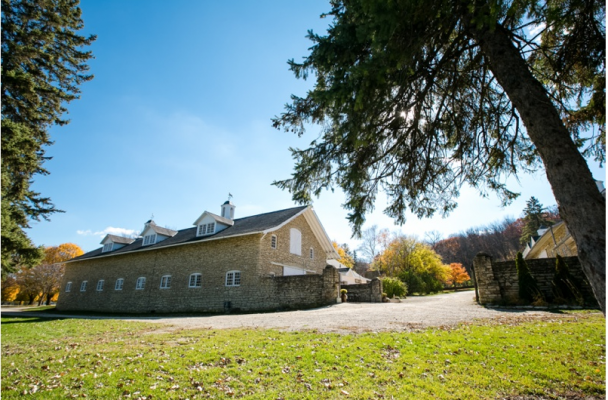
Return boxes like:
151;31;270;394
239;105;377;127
46;293;52;306
469;23;606;314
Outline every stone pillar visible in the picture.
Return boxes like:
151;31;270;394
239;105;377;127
473;253;502;305
370;278;383;303
322;266;340;303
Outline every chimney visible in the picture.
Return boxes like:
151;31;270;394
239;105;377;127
221;200;235;220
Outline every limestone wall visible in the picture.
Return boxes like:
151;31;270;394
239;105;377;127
473;254;597;305
341;279;383;302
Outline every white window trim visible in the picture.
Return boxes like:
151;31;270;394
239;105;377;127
96;279;105;291
225;270;241;287
115;278;124;291
197;222;216;237
189;273;202;288
143;234;157;246
160;275;172;289
135;277;146;290
271;235;277;249
102;242;113;252
80;281;88;292
65;282;72;292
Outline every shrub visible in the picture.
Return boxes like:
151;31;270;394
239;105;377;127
340;289;348;295
516;252;544;303
381;277;407;298
551;255;583;305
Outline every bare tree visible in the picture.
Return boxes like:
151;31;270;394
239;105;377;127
423;230;443;247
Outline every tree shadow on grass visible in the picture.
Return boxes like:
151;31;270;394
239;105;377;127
1;316;65;325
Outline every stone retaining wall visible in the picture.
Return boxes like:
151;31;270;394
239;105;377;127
473;253;597;305
341;279;383;303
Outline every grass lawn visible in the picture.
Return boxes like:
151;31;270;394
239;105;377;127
1;312;605;399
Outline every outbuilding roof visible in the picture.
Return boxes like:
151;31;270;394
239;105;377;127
72;205;338;262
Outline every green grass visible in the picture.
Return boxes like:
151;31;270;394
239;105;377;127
1;313;605;399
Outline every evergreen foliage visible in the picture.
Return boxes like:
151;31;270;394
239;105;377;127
380;276;407;298
272;0;606;312
516;252;543;303
519;197;556;246
1;0;95;276
551;255;584;305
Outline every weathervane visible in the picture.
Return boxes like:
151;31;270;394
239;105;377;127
228;193;233;201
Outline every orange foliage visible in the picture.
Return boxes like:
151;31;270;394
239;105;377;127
43;243;84;264
447;263;471;287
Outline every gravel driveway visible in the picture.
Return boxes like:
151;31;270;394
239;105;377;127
126;291;567;334
2;291;578;334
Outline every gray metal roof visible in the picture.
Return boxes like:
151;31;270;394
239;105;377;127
73;206;308;262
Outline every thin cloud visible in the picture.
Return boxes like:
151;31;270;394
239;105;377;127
77;227;139;238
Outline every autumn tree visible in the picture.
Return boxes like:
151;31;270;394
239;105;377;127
446;263;471;288
38;243;83;305
273;0;606;313
332;241;354;268
375;236;450;294
1;275;20;302
1;0;95;276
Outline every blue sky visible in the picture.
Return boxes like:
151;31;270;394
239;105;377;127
28;1;605;255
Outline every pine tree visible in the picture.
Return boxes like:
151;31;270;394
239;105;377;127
519;197;555;246
273;0;606;313
1;0;95;276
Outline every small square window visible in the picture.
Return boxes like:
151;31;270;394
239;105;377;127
80;281;88;292
226;271;241;287
136;277;146;290
115;278;124;290
189;273;202;288
65;282;72;292
96;279;104;291
160;275;172;289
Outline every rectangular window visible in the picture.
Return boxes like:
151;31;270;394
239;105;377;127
65;282;72;292
96;279;104;291
143;234;157;246
198;224;206;236
80;281;88;292
290;228;302;255
226;271;241;287
207;222;215;234
160;275;172;289
271;235;277;249
136;277;146;290
115;278;124;290
189;273;202;288
310;248;314;259
102;242;113;252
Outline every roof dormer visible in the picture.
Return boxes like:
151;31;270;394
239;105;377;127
192;211;233;237
140;220;178;246
100;234;135;253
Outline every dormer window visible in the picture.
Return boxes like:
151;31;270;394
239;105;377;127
143;234;157;246
197;222;215;236
102;242;113;253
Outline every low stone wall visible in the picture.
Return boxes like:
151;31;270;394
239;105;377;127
341;279;383;303
258;266;340;311
473;253;597;306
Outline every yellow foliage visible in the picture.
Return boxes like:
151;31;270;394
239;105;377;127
332;241;354;268
43;243;84;264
